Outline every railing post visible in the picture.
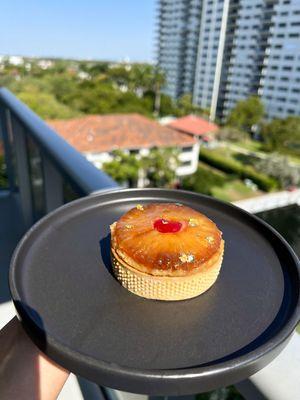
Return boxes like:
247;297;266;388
0;106;16;191
42;152;64;212
9;113;34;228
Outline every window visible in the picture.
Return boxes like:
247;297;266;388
281;12;288;16
130;149;140;155
289;33;299;38
181;160;192;167
182;146;193;152
283;66;292;71
291;22;300;26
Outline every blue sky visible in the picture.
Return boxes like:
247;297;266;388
0;0;156;62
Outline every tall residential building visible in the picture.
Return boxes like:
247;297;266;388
157;0;300;120
156;0;203;99
260;0;300;118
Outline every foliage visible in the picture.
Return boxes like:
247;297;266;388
142;147;179;188
0;155;8;188
17;91;80;119
226;96;265;132
200;148;278;191
175;94;204;117
102;148;179;188
217;126;248;142
256;154;300;188
0;58;215;119
261;116;300;155
102;150;141;186
159;93;177;116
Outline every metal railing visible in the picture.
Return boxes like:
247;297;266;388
0;88;118;228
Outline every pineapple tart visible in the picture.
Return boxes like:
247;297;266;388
110;203;224;301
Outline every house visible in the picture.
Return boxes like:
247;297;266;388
48;114;199;186
8;56;24;66
167;115;219;144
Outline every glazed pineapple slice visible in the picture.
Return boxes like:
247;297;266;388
114;203;222;275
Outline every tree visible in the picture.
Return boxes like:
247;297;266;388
17;91;80;119
153;67;166;116
175;94;204;117
142;147;179;187
256;154;300;188
0;155;8;188
159;94;177;116
102;147;179;188
261;116;300;154
226;96;265;132
102;150;141;187
217;126;248;142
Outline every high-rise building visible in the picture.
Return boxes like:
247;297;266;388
156;0;300;120
260;0;300;119
156;0;203;99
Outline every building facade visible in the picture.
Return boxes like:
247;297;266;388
260;0;300;118
157;0;300;120
156;0;203;99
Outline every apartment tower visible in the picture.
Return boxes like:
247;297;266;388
156;0;300;120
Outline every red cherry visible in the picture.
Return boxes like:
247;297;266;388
153;218;182;233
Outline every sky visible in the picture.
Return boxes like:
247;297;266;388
0;0;156;62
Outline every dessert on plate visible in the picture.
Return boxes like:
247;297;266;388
110;202;224;301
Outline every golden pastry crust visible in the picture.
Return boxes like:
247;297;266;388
111;241;224;300
111;203;223;277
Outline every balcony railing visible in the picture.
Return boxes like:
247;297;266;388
0;88;118;228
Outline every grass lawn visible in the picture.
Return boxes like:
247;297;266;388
211;180;262;202
233;140;264;152
190;162;263;202
287;154;300;165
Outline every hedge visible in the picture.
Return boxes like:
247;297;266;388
199;149;278;191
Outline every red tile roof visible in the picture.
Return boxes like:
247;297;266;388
47;114;196;153
168;115;219;137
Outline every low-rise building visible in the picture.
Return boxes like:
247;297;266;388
48;114;200;186
167;115;219;144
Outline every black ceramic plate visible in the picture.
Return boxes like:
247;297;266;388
9;189;300;395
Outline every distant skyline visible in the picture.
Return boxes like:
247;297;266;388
0;0;156;62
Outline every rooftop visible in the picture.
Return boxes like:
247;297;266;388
48;114;196;154
168;115;219;137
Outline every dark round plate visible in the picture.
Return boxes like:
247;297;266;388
9;189;300;395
